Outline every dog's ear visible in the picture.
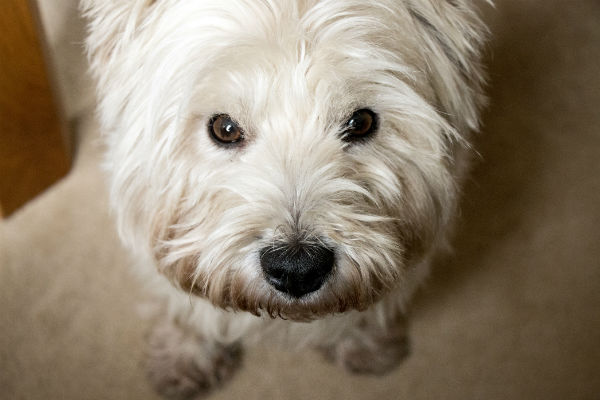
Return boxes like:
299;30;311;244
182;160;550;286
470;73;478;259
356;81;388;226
81;0;157;69
407;0;489;132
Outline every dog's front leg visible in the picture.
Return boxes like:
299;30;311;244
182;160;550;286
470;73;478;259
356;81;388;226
145;314;242;400
321;309;410;375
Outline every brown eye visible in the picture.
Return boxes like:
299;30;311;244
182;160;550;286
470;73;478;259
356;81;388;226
208;114;244;145
342;108;378;141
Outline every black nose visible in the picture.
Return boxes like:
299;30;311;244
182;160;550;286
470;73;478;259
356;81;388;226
259;243;334;298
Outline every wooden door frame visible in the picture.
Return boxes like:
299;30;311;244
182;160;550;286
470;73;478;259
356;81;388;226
0;0;71;217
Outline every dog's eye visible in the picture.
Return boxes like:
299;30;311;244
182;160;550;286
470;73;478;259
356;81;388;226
208;114;244;145
342;109;378;141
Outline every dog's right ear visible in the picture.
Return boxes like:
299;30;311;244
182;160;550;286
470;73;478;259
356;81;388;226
81;0;156;70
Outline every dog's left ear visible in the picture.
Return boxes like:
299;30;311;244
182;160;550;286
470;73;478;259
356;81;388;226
408;0;489;131
81;0;157;69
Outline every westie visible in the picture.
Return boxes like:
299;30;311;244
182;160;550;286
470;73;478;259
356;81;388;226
83;0;487;398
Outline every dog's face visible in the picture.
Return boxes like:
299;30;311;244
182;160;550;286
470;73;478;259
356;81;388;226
85;0;486;320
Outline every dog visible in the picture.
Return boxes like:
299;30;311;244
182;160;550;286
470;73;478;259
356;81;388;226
83;0;488;398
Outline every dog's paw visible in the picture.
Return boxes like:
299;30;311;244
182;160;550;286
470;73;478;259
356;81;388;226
145;320;242;400
321;329;409;375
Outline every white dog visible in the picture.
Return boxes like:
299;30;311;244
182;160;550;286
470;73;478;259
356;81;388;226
83;0;487;398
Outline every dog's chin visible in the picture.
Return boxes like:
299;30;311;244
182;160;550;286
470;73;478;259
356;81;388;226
178;274;387;322
213;290;377;322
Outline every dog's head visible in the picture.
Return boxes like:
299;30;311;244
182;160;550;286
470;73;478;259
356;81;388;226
84;0;487;320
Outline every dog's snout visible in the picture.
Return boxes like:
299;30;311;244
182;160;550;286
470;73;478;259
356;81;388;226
259;243;334;298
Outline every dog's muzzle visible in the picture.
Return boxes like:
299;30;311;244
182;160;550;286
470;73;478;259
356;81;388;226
259;242;334;298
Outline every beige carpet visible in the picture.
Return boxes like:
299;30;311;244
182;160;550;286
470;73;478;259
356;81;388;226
2;1;599;399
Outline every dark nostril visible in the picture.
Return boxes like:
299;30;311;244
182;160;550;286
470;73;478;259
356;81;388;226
259;242;334;298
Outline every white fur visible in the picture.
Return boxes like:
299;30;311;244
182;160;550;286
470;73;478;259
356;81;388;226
83;0;488;383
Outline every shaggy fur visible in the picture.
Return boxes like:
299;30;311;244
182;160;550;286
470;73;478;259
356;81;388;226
83;0;487;397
